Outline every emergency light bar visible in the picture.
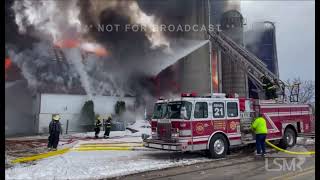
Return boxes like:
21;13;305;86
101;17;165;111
210;93;226;98
181;92;197;97
181;92;226;98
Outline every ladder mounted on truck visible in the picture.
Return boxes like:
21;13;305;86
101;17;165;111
207;29;299;102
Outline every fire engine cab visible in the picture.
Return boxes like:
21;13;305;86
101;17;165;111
143;93;313;158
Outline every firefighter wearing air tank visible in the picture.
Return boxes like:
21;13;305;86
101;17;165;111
94;115;102;138
251;113;268;157
104;115;112;138
261;75;278;100
48;114;62;151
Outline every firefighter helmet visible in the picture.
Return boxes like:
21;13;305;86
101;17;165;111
52;114;61;121
96;115;102;120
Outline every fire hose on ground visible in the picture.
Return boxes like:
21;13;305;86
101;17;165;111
265;139;315;155
10;143;144;164
10;140;314;164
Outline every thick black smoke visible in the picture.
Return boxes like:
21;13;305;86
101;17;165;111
6;0;161;99
6;0;209;106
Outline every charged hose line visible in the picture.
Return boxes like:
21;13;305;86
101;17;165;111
11;144;142;164
11;148;71;164
265;140;315;155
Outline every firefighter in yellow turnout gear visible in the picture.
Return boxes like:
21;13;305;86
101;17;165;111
104;115;112;139
48;114;62;151
261;75;278;100
251;115;268;157
94;115;102;138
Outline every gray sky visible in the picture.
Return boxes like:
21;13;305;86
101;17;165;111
241;0;315;81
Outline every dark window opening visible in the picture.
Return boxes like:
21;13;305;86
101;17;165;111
227;102;238;117
194;102;208;118
167;101;192;119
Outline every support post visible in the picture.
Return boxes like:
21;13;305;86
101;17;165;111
66;120;69;134
208;0;213;95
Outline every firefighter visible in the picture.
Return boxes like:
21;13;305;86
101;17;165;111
180;106;188;119
261;75;277;100
48;114;62;151
94;115;102;138
251;113;268;157
104;115;112;139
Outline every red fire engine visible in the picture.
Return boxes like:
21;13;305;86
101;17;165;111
143;93;313;158
144;27;313;158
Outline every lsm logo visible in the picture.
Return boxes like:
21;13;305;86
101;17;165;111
265;146;311;171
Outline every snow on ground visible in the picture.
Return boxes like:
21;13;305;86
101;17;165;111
297;137;315;145
6;120;315;180
7;119;197;180
127;119;151;135
6;145;210;180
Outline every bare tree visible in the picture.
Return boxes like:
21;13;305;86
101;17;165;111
285;78;315;104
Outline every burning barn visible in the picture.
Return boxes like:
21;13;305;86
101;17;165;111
6;0;261;136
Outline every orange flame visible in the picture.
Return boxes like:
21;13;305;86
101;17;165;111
211;49;219;92
91;47;108;57
5;58;12;80
54;39;81;49
54;39;109;57
80;43;109;57
83;47;108;57
5;58;12;70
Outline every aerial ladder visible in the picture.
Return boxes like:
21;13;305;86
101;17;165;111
207;29;299;102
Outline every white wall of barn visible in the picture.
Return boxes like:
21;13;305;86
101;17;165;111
37;93;135;134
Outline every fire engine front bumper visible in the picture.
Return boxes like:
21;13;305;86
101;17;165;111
143;139;185;151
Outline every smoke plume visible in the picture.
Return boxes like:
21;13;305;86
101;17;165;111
12;0;83;42
86;0;170;49
9;0;173;99
62;48;93;99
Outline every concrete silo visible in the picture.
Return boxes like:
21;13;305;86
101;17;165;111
245;21;279;76
209;0;248;97
147;0;248;97
175;0;246;96
245;21;279;98
220;9;248;97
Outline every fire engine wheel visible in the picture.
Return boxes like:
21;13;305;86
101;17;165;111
279;128;296;149
208;134;228;159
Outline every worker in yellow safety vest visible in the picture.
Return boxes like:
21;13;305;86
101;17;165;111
251;114;268;157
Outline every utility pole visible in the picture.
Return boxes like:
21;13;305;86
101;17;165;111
208;0;213;95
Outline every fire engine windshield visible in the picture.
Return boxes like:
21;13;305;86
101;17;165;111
152;103;167;119
167;101;192;119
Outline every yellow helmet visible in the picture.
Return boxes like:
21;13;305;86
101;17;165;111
52;114;60;121
96;115;102;120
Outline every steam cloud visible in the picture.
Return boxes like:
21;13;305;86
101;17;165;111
12;0;83;42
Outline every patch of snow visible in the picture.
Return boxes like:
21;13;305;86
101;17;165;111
6;150;210;180
127;119;151;136
297;137;315;145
